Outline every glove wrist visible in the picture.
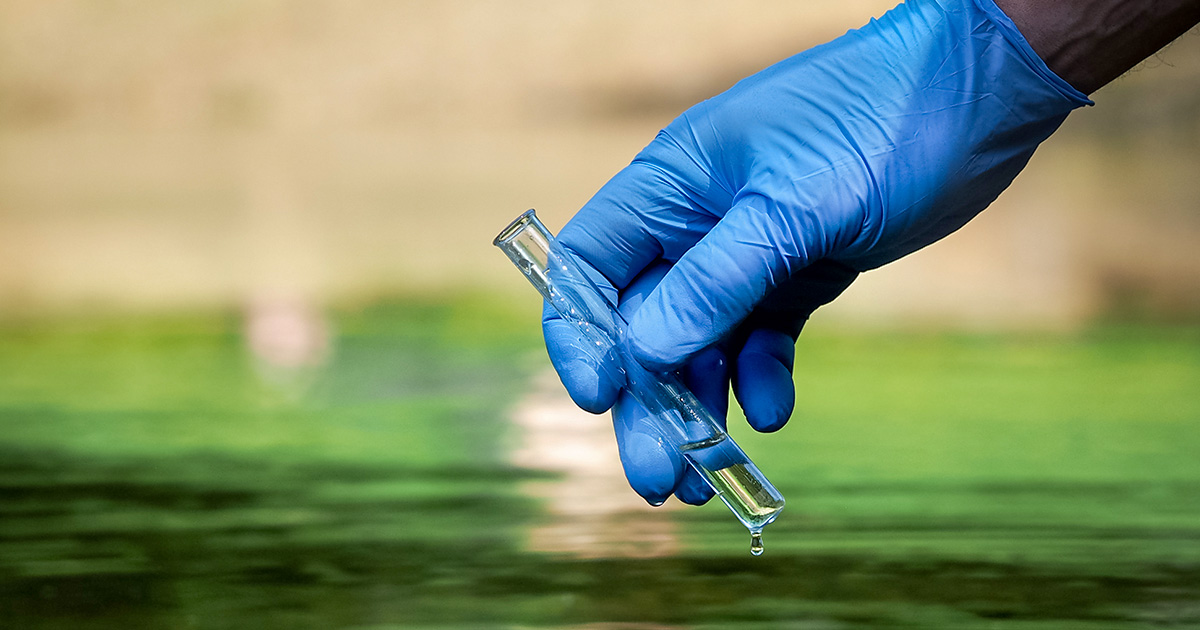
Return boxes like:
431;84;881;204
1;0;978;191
972;0;1093;105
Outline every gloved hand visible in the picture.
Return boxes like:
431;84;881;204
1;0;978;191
544;0;1091;505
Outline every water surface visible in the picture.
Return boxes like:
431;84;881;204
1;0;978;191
1;303;1198;628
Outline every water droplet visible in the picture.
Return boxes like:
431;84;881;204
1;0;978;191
750;531;764;556
648;499;665;507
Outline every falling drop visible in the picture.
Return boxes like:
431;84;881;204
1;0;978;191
648;499;665;507
750;531;764;556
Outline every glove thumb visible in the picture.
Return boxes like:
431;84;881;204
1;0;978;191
627;194;830;370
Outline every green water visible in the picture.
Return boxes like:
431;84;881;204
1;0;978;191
1;299;1198;628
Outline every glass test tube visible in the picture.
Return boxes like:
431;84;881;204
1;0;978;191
494;209;785;549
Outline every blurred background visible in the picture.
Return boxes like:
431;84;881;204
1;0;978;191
1;2;1198;628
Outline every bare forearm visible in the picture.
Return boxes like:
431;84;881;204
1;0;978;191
995;0;1200;94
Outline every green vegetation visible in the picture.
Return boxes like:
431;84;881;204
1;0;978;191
0;297;1197;628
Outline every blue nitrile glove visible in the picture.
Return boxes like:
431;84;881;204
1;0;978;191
543;0;1092;505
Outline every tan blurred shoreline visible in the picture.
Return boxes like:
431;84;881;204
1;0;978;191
2;2;1198;326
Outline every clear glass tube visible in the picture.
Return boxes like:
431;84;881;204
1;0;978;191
495;209;784;549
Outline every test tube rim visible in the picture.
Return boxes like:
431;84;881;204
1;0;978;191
493;208;539;247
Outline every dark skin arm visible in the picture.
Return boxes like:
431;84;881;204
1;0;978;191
995;0;1200;94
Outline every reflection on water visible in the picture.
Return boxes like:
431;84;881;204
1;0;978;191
510;369;678;558
244;295;331;397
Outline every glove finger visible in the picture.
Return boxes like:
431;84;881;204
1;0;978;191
615;263;731;506
544;158;714;414
683;345;731;430
674;345;729;505
729;259;858;431
543;302;621;414
674;467;715;506
612;389;685;505
611;260;684;504
732;328;796;433
627;194;831;371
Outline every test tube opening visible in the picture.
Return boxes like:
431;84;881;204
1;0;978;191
494;209;554;296
492;208;539;248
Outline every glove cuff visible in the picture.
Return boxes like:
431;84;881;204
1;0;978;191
972;0;1094;105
